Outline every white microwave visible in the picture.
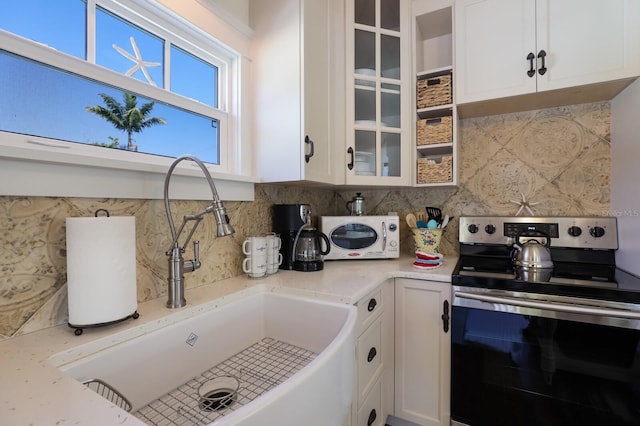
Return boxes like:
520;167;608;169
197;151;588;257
320;215;400;260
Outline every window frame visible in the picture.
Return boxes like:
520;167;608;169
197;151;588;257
0;0;255;201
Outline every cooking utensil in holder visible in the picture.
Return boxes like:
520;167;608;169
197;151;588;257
425;207;443;225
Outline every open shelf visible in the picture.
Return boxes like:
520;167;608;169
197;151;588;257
413;1;456;187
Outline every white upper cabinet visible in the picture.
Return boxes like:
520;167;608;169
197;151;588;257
251;0;337;184
345;0;412;186
455;0;640;105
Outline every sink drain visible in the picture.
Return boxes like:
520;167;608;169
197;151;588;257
197;376;239;412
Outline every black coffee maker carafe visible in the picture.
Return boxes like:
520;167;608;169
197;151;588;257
293;227;330;272
272;204;311;270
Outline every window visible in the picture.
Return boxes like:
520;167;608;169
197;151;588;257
0;0;253;200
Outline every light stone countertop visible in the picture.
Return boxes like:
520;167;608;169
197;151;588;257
0;256;457;425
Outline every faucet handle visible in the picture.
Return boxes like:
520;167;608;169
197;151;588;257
184;240;202;273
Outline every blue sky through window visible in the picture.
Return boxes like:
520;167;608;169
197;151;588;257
0;0;86;59
0;0;221;164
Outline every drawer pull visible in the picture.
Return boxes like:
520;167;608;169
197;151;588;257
367;347;377;363
367;408;377;426
367;298;377;312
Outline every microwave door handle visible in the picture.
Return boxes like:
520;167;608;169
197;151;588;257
381;222;387;251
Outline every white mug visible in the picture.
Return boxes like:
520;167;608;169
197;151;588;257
242;255;267;278
242;236;268;257
265;234;283;275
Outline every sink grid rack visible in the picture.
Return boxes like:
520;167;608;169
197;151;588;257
134;337;317;426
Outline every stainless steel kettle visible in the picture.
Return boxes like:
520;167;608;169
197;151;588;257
512;232;554;281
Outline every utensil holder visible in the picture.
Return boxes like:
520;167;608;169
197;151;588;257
411;228;443;254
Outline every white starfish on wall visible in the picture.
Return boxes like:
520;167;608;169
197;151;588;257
113;36;161;86
509;192;541;216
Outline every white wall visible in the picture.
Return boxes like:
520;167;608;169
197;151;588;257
611;78;640;275
212;0;249;24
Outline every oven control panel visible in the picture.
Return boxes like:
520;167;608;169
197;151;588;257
459;216;618;249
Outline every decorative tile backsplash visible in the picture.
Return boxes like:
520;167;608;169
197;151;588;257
0;101;610;337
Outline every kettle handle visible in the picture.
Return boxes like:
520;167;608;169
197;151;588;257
318;232;331;256
515;230;551;247
346;200;353;213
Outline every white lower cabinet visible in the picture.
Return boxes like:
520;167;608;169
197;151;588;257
349;280;394;426
394;277;451;426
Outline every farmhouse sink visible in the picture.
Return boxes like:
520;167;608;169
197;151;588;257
51;288;357;426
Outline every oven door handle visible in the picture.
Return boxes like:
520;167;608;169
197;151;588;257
455;291;640;320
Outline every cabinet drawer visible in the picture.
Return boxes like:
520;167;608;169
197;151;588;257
356;287;383;336
357;317;383;404
357;378;383;426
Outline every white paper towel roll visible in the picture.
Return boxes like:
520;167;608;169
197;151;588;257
66;215;137;326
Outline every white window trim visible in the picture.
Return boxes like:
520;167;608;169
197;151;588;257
0;0;255;201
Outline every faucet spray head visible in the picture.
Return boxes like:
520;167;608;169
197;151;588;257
212;200;235;237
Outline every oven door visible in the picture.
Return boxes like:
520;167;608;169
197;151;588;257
452;286;640;426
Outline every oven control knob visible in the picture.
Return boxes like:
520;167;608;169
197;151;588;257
590;226;606;238
485;224;496;234
568;226;582;237
468;224;479;234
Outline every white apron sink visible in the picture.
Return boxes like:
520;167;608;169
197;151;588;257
51;288;356;426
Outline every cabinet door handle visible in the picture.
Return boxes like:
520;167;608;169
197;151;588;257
367;347;377;362
441;300;450;333
347;147;354;170
537;50;547;75
367;298;377;312
526;52;535;77
304;135;314;163
367;408;377;426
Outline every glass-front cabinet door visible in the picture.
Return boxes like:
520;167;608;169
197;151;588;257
346;0;411;185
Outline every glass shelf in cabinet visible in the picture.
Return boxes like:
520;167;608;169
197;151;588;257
355;83;376;92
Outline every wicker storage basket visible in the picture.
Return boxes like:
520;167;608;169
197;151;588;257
417;116;453;146
417;156;453;184
417;74;452;109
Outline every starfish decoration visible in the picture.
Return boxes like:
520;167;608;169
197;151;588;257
112;36;161;86
509;192;541;216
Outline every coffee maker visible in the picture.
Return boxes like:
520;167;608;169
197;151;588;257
272;204;311;270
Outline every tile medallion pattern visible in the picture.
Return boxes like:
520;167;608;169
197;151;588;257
0;102;611;337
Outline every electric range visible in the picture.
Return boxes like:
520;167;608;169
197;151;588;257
451;216;640;426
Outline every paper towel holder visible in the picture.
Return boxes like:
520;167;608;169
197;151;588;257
67;209;140;336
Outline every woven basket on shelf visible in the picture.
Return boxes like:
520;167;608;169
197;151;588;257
416;74;452;109
417;116;453;146
417;156;453;184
